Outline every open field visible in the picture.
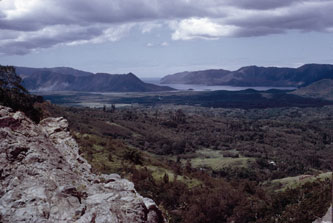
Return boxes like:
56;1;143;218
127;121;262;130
176;149;255;171
266;172;332;191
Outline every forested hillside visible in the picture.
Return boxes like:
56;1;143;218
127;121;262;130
36;102;333;223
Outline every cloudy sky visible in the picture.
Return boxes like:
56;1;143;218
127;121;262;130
1;0;333;77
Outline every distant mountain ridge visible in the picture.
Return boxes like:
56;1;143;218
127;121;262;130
15;66;173;92
161;64;333;87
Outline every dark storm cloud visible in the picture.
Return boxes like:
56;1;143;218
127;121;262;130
0;0;216;54
0;24;105;55
228;1;333;37
0;0;209;31
1;0;333;54
61;0;214;23
171;0;333;39
227;0;301;10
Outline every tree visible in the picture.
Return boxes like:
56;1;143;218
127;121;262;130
111;104;116;113
173;109;186;123
163;173;169;184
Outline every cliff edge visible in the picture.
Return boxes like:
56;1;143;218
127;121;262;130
0;105;164;223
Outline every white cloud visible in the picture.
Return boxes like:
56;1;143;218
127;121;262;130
141;22;162;33
146;42;168;47
1;0;333;54
146;42;154;47
170;18;238;40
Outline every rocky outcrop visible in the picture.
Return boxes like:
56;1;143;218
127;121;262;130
0;106;164;223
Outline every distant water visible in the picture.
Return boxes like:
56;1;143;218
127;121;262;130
141;78;296;91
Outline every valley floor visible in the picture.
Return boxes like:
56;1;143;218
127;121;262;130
35;99;333;223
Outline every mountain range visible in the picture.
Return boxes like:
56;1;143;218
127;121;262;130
12;64;333;92
15;66;173;92
161;64;333;87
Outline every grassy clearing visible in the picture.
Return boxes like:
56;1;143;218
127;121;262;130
191;157;253;171
196;149;224;158
145;165;201;188
266;172;332;191
184;148;254;171
74;132;202;188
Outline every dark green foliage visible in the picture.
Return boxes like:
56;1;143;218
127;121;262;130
261;179;331;223
0;65;43;122
130;164;331;223
39;103;333;223
123;150;143;165
106;89;333;109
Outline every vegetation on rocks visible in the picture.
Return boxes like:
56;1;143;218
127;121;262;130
0;65;42;122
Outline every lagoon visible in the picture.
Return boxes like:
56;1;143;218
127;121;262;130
142;78;296;91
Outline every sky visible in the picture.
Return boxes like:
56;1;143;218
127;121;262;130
1;0;333;78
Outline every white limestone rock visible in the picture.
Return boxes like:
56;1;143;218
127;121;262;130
0;106;164;223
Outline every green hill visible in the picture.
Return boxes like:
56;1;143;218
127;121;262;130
292;79;333;101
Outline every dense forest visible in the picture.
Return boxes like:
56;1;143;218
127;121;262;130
35;102;333;223
1;66;332;222
43;88;333;109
